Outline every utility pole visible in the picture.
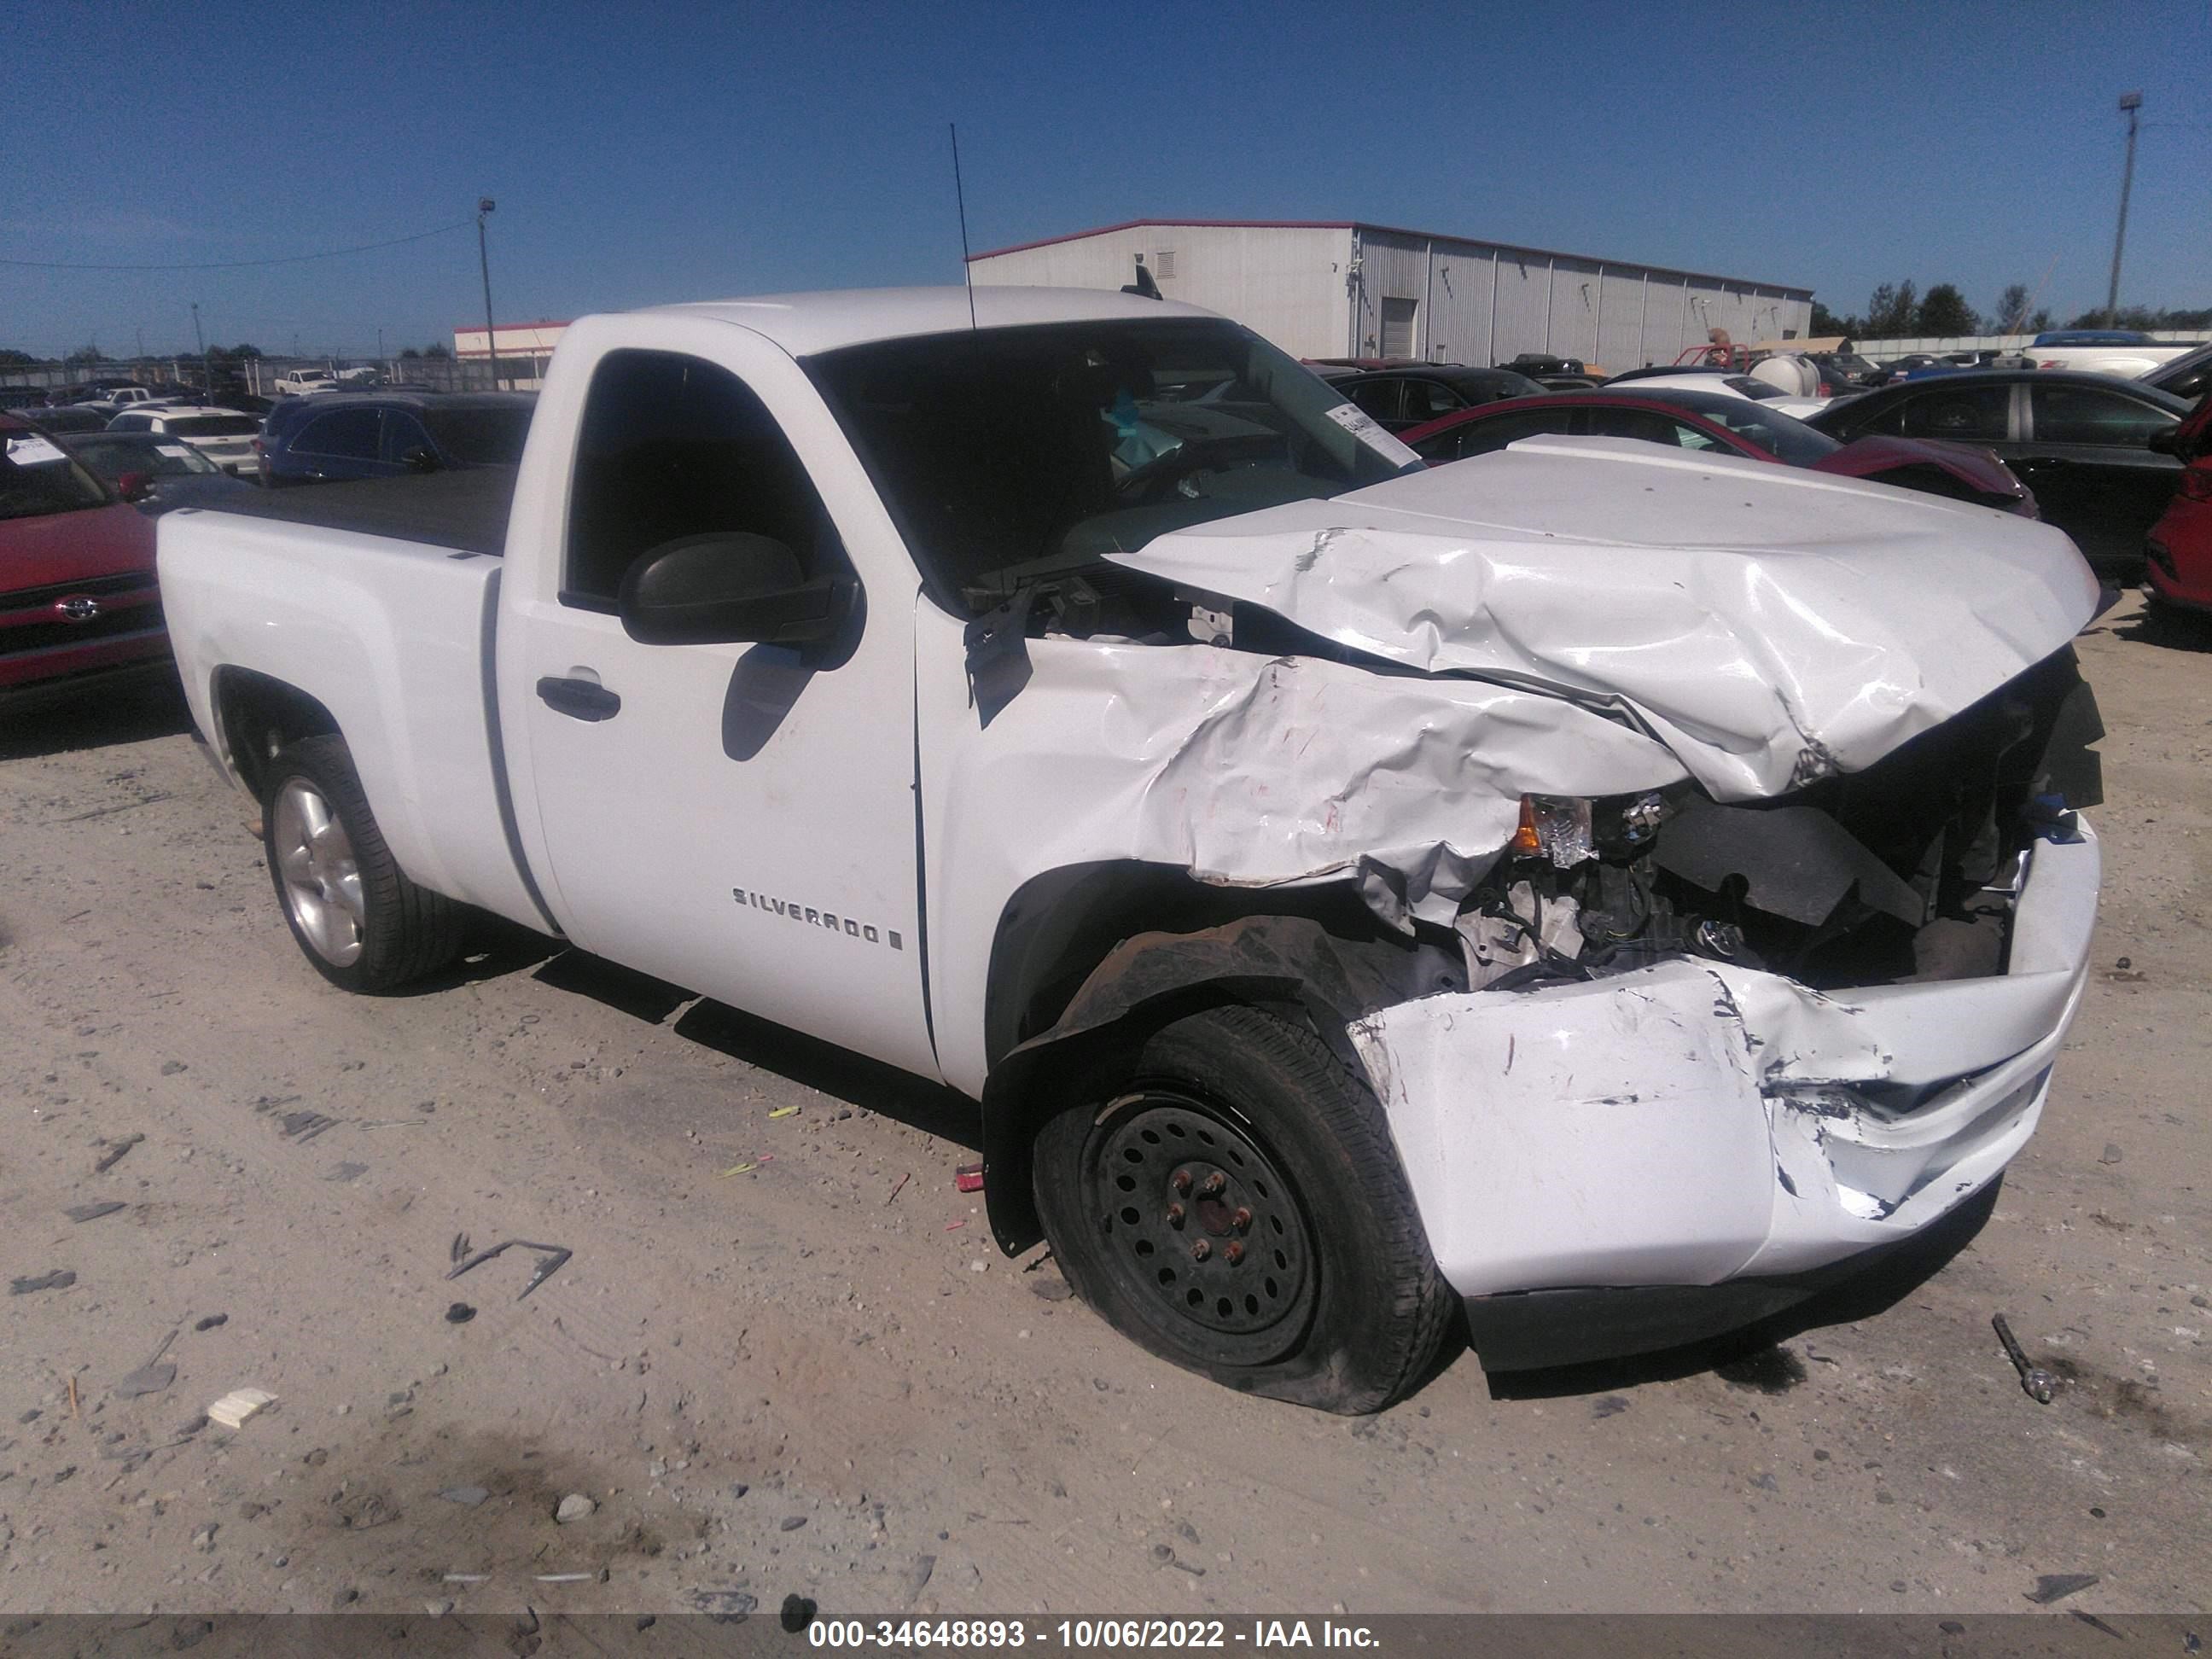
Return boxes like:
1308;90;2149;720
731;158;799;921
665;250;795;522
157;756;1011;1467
476;198;499;393
191;302;209;396
2107;92;2143;326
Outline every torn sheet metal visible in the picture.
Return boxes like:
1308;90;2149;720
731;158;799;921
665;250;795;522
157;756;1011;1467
917;602;1686;1094
1348;830;2099;1298
1107;436;2101;801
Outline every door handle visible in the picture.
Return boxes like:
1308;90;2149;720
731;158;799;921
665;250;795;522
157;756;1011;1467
535;675;622;722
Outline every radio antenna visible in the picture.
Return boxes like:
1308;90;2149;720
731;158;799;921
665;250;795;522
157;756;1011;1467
949;122;978;332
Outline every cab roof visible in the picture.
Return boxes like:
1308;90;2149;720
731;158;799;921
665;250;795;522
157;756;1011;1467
643;285;1220;358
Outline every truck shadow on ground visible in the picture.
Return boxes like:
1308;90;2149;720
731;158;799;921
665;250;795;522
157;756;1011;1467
0;673;193;761
475;937;981;1152
1481;1182;2001;1401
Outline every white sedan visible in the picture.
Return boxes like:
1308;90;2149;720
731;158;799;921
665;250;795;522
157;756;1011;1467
1603;369;1827;419
105;406;264;477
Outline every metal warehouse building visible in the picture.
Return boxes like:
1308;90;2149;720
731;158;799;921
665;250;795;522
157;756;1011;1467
967;219;1813;372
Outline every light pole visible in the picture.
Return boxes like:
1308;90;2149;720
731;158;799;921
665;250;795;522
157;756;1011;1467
191;302;210;396
476;198;499;393
2106;92;2143;326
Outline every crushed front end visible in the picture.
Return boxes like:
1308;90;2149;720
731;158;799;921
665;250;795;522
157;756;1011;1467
1349;648;2105;1369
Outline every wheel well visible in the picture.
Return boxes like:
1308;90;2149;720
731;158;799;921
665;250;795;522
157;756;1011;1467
210;667;341;804
976;864;1464;1253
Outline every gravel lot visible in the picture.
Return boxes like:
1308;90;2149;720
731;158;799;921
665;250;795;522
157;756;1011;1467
0;596;2205;1620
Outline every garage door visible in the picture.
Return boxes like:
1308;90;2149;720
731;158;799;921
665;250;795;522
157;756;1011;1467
1381;298;1417;359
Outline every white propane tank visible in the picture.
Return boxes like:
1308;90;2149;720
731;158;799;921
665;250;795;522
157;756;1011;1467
1749;354;1819;397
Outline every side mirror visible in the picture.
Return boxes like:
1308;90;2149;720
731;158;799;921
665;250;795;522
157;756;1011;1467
400;446;439;474
617;533;855;647
115;471;154;503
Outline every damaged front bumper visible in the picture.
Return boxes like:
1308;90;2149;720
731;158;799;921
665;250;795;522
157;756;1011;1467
1348;824;2099;1370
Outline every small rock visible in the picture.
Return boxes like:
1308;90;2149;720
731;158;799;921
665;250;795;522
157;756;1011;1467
445;1302;476;1324
194;1314;228;1332
1889;1580;1907;1593
238;1502;267;1521
427;1600;454;1617
2098;1144;2122;1166
780;1595;818;1633
779;1515;807;1532
64;1202;127;1224
1592;1395;1629;1418
969;1260;988;1273
160;1061;188;1076
439;1486;489;1508
555;1493;596;1524
325;1161;368;1183
2027;1573;2099;1604
1028;1278;1074;1303
9;1270;77;1295
2116;956;2132;969
18;1409;41;1424
729;1482;750;1499
192;1525;218;1552
901;1554;936;1602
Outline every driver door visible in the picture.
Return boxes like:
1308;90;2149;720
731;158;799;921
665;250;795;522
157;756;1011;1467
500;324;937;1080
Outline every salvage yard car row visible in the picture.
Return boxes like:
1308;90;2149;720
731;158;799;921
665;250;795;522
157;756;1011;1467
8;283;2212;1410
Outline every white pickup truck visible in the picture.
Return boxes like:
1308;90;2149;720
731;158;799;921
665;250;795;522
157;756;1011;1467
159;287;2106;1411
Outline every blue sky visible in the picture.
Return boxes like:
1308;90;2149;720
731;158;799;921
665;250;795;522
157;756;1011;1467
3;0;2207;359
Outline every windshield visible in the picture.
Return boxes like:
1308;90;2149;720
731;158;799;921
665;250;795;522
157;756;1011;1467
1692;403;1838;464
2;428;112;520
1722;375;1787;403
805;318;1420;608
422;404;533;465
167;415;260;438
69;435;220;480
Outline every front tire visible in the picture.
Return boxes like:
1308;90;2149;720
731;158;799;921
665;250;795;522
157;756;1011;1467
1033;1004;1452;1413
262;734;461;992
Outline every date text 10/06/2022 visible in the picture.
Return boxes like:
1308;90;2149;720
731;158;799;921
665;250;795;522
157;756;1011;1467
806;1618;1382;1649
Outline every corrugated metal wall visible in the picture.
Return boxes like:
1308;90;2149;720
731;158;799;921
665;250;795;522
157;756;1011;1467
969;224;1813;370
968;224;1352;358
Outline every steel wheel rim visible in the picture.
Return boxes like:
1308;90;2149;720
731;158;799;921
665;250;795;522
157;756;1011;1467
1086;1088;1314;1343
272;777;364;967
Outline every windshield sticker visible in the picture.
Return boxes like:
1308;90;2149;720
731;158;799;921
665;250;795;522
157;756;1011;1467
155;444;193;458
1323;402;1422;467
6;434;67;467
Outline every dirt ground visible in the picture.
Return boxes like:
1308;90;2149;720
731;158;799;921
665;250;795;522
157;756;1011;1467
0;595;2206;1622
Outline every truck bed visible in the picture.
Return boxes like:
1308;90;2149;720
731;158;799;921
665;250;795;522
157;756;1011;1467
212;467;516;556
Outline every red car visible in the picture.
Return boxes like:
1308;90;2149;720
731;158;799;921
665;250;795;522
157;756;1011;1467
1;411;166;710
2145;394;2212;616
1401;387;2035;515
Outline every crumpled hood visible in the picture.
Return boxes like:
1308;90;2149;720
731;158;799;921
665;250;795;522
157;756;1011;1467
1107;435;2100;800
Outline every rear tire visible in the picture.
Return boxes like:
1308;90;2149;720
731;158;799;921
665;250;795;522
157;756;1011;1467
1033;1004;1451;1413
262;734;461;992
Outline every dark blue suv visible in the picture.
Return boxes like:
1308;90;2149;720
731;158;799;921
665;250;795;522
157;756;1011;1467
258;392;534;486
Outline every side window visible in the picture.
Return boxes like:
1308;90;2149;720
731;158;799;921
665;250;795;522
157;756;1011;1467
1431;407;1577;460
1586;407;1703;450
1400;378;1465;423
113;414;150;431
381;413;433;463
2029;385;2174;447
1897;386;2011;443
1344;380;1402;422
564;349;837;611
294;407;383;459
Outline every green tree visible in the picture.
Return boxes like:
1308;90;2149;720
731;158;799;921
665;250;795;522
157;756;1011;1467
64;343;102;367
1810;300;1861;337
1915;283;1980;336
1993;283;2032;334
423;342;451;360
2028;308;2053;332
399;346;422;360
228;343;262;360
1866;281;1918;337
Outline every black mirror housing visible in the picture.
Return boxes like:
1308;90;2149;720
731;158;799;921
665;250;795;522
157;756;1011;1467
617;533;855;647
2147;427;2185;458
400;446;440;474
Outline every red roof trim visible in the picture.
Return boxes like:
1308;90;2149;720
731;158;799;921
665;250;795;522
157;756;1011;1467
967;219;1811;297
